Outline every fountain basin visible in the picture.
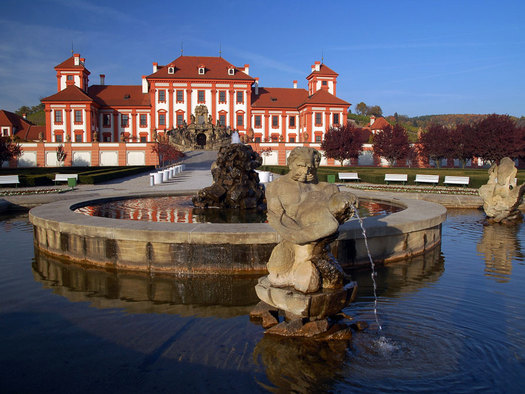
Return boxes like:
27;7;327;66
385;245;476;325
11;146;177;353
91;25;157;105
29;190;446;274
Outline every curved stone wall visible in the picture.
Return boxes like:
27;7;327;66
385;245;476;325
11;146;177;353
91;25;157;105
29;190;447;274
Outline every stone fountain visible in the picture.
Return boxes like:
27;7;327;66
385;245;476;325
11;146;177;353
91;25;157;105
192;143;265;210
251;147;360;339
479;157;525;224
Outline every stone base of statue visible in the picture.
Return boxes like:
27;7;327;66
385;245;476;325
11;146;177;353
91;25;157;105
251;276;359;339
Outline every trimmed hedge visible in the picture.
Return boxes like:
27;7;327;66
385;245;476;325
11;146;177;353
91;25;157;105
0;166;155;187
259;165;525;189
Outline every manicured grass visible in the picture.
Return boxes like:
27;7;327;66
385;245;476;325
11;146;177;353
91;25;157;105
259;165;525;189
0;166;155;187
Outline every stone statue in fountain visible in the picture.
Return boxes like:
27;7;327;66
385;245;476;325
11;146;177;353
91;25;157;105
479;157;525;224
252;147;360;339
192;143;265;210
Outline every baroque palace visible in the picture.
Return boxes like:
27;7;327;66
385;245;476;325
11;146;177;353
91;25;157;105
2;53;354;168
42;53;349;145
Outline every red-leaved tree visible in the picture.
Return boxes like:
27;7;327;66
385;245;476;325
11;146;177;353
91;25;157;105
0;137;22;167
448;123;477;168
321;124;367;166
151;142;185;167
372;124;410;166
418;123;451;168
472;114;519;164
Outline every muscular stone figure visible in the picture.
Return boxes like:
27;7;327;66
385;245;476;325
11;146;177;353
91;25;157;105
265;147;357;293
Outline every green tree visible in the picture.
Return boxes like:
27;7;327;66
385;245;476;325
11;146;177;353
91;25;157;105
355;102;368;115
367;105;383;117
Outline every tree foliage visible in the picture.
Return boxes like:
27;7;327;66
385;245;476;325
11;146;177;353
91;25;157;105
368;105;383;117
354;101;383;117
355;102;368;116
0;137;23;166
372;124;411;166
151;142;185;167
472;114;519;164
321;124;367;166
418;123;451;168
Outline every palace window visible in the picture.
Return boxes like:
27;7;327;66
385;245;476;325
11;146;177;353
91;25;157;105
219;114;226;126
158;90;166;102
198;90;205;103
177;114;184;126
237;114;244;127
315;113;322;126
56;134;63;143
67;75;73;81
322;81;327;86
219;91;226;103
176;90;184;102
272;115;278;127
158;113;166;126
75;134;83;143
289;116;295;127
140;136;147;143
333;113;340;125
254;115;261;128
102;114;111;127
254;136;261;143
121;114;129;128
140;114;147;127
54;110;62;123
236;91;243;104
289;137;295;143
315;135;322;142
74;110;82;124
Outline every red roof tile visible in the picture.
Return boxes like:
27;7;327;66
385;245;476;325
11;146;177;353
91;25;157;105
88;85;150;107
148;56;254;81
41;85;94;102
0;110;38;141
251;87;308;109
370;117;391;130
55;56;90;73
306;64;339;79
301;89;350;107
23;125;45;141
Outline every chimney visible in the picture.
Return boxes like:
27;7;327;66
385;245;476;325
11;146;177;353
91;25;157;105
311;64;315;72
244;64;249;75
254;78;259;95
99;74;105;85
80;57;85;65
315;61;321;72
73;53;80;66
142;76;148;94
22;113;27;119
293;80;297;89
153;62;158;73
370;115;376;126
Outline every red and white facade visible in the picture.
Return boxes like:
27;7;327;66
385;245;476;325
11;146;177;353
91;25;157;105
42;54;349;146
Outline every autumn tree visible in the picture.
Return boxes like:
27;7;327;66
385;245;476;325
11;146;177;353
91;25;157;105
0;137;22;166
418;123;451;168
472;114;519;164
372;124;411;166
448;123;476;168
151;142;185;167
321;124;366;166
367;105;383;117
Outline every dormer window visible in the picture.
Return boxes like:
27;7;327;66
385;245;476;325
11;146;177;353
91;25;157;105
168;66;175;74
198;65;205;75
228;67;235;76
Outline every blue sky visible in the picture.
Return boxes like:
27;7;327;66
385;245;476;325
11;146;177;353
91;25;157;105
0;0;523;117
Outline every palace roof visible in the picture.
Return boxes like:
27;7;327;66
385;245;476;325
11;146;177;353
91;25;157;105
55;56;90;73
301;89;350;107
306;64;339;79
41;85;94;102
251;87;308;109
147;56;255;81
88;85;150;107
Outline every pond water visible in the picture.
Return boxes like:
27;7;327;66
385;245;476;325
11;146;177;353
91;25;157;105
73;195;402;223
1;209;524;393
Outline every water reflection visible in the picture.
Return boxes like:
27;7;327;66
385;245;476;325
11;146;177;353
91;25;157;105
477;222;524;282
254;336;348;392
32;249;259;318
74;196;402;224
